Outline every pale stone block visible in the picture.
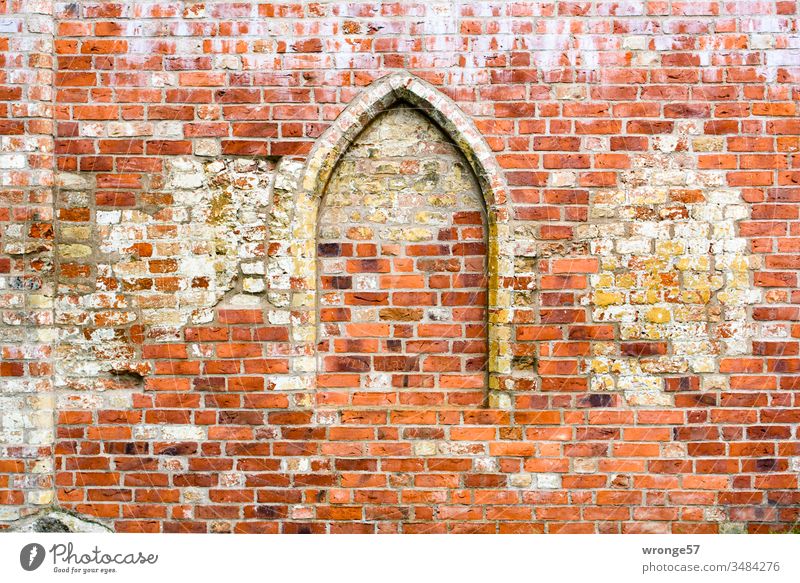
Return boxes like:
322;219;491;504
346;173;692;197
57;172;92;190
241;261;265;275
551;170;576;186
214;55;241;70
510;473;532;488
243;278;265;293
314;411;337;425
693;136;724;151
535;473;561;489
0;507;20;521
474;457;499;472
574;459;598;474
554;84;586;100
750;34;776;49
663;443;687;458
291;506;313;520
488;391;511;409
183;488;206;504
58;244;92;259
615;239;651;254
0;154;25;169
154;121;183;137
96;211;121;225
622;35;648;50
194;139;221;156
414;441;437;456
704;507;726;522
282;457;310;472
27;490;53;505
624;390;673;407
132;426;158;440
633;51;659;66
364;373;391;390
107;122;152;137
161;425;206;441
294;356;316;373
0;19;18;33
219;472;245;488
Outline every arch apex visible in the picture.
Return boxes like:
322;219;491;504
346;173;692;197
302;70;509;211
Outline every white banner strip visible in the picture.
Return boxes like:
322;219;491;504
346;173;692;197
1;533;799;583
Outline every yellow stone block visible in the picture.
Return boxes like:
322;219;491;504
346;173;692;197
58;244;92;258
630;289;659;304
594;273;614;288
617;273;636;288
656;240;685;256
347;226;373;240
646;307;671;323
593;290;624;306
384;227;432;241
61;226;92;240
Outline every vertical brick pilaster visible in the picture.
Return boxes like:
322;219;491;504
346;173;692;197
0;0;55;525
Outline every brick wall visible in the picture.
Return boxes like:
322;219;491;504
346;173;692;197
1;0;799;533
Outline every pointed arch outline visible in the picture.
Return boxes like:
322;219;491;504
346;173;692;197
268;71;514;406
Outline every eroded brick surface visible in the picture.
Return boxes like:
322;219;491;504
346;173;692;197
1;1;799;533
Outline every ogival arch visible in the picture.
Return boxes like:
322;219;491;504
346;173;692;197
267;71;515;407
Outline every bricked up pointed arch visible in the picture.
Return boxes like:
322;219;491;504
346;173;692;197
268;71;514;407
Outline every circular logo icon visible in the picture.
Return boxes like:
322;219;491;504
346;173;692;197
20;543;46;571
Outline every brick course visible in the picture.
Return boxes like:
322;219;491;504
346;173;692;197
1;0;800;533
